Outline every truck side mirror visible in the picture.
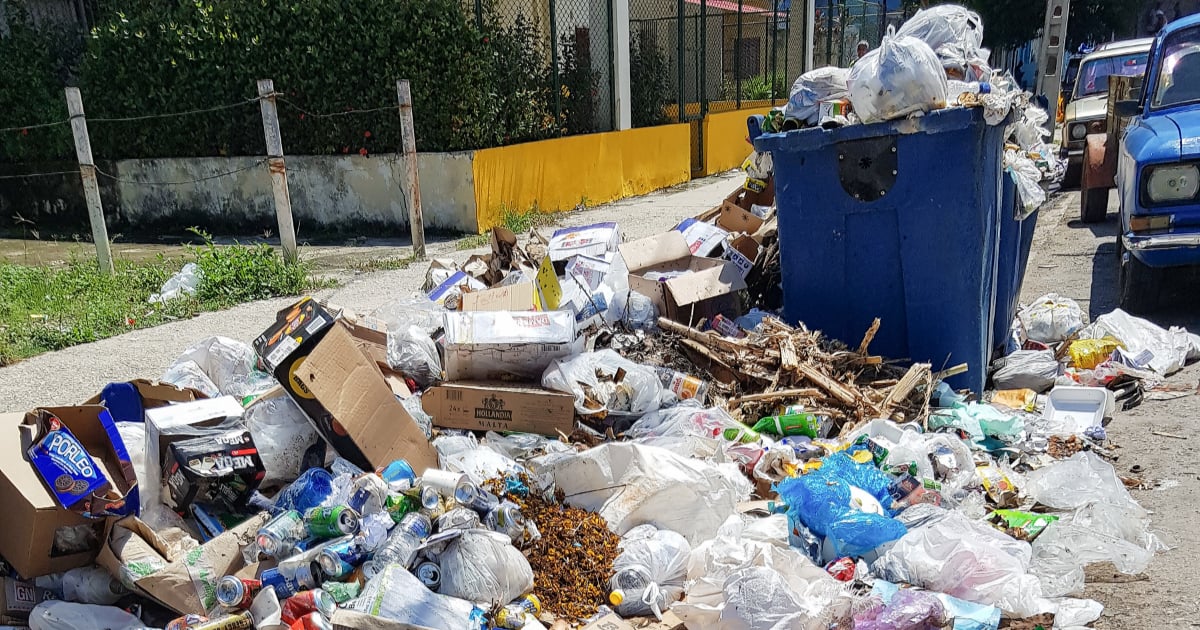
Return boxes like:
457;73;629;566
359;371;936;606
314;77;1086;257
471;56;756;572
1115;100;1140;117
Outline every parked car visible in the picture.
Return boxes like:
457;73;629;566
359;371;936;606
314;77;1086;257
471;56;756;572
1060;38;1153;187
1115;16;1200;310
1057;52;1085;124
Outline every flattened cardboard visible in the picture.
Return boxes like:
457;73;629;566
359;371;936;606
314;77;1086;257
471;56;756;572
293;322;438;473
424;382;575;435
0;406;137;578
460;283;539;312
717;201;765;235
619;231;747;326
0;577;56;622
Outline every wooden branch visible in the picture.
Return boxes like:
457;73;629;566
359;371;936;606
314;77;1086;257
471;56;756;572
881;363;931;417
658;317;747;354
795;362;860;407
729;388;823;406
858;318;881;355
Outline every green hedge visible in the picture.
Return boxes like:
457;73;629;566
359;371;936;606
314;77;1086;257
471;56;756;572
0;0;606;160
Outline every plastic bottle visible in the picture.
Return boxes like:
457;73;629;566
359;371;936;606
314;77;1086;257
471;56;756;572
654;367;709;402
365;512;432;575
752;412;831;438
272;468;335;513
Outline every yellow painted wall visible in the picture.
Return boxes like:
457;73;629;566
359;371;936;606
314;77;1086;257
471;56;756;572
702;106;771;176
472;124;691;231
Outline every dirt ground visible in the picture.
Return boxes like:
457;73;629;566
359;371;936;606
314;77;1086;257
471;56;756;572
1020;190;1200;628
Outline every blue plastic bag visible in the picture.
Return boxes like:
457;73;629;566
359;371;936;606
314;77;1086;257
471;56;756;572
778;453;907;558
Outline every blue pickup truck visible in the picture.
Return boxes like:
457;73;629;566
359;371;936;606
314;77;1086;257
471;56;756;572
1115;14;1200;311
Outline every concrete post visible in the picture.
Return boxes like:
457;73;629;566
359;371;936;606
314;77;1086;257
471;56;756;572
65;87;114;275
612;0;632;130
256;79;299;263
397;80;427;260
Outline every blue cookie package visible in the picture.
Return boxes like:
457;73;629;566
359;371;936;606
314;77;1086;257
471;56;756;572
26;408;140;519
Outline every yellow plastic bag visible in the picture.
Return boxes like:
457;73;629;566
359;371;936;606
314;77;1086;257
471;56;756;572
1068;336;1124;370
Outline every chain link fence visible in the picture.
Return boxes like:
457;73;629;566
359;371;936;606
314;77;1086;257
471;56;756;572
463;0;616;135
812;0;895;69
628;0;809;127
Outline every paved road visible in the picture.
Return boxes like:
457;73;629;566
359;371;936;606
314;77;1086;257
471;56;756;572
2;174;1196;626
1021;190;1200;629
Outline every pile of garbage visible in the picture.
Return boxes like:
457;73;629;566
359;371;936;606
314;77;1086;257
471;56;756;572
0;6;1186;630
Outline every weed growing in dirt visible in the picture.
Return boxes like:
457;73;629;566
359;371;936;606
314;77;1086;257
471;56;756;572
0;233;331;366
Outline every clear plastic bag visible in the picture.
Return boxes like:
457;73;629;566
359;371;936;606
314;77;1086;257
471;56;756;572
608;525;691;618
626;401;766;467
436;529;534;606
847;27;948;124
484;431;571;461
149;262;201;304
990;349;1060;393
164;336;275;399
1084;308;1200;375
896;4;985;65
403;394;434;440
160;360;220;399
608;289;659;331
386;324;442;387
1005;150;1047;213
368;294;446;333
28;601;151;630
1024;451;1142;512
440;445;524;487
62;566;128;606
244;395;324;487
1018;294;1086;344
853;588;948;630
783;66;849;125
345;562;483;627
541;349;673;421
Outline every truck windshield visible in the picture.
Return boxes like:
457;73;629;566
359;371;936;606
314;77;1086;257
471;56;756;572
1074;52;1149;98
1151;28;1200;109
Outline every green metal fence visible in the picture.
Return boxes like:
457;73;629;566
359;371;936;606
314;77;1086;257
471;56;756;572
464;0;616;135
628;0;809;128
812;0;901;69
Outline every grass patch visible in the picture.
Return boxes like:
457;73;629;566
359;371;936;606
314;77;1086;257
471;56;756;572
455;233;489;250
348;255;418;272
0;235;332;366
454;204;561;251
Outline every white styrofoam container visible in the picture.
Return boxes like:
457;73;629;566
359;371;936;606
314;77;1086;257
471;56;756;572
1043;385;1110;434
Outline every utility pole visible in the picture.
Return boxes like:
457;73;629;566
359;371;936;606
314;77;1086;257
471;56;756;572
65;87;114;274
1036;0;1071;111
396;80;427;260
257;79;299;263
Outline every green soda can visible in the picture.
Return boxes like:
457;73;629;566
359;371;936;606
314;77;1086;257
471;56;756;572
385;492;420;523
721;424;761;443
752;413;831;438
304;506;360;538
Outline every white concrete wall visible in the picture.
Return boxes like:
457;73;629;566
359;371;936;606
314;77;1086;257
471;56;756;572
111;152;478;233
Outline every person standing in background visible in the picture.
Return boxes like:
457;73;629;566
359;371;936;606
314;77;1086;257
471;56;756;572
853;40;869;66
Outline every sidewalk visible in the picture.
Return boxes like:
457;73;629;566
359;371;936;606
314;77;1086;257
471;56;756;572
0;172;741;411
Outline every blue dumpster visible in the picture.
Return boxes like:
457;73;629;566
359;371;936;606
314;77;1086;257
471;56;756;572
992;171;1040;358
753;107;1007;393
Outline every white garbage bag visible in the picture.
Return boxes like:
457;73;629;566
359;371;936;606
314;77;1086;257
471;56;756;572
164;336;275;399
609;525;692;618
783;66;850;125
1018;294;1086;344
529;443;752;544
847;28;948;124
1084;308;1200;375
244;395;324;486
541;350;674;422
29;601;151;630
437;529;534;606
149;262;202;304
991;349;1060;392
896;4;986;67
1031;501;1160;597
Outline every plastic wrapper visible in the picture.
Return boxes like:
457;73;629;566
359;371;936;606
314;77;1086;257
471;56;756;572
990;349;1060;393
1031;502;1160;597
436;529;534;605
896;4;986;67
777;453;906;558
386;325;442;388
1082;308;1200;375
853;588;948;630
530;442;752;544
1024;451;1142;512
608;525;691;617
62;566;128;605
244;395;324;487
542;349;673;422
1005;150;1047;213
626;401;766;467
160;360;220;399
1018;294;1086;344
345;562;483;627
1067;336;1124;370
28;601;151;630
149;262;201;303
783;66;849;125
871;510;1045;617
163;336;275;400
847;28;948;124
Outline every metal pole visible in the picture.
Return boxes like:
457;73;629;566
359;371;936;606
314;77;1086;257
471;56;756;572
825;0;833;66
64;87;114;274
677;0;685;121
550;0;561;129
256;79;298;263
474;0;483;30
700;0;707;115
736;0;743;109
396;80;427;260
771;0;779;104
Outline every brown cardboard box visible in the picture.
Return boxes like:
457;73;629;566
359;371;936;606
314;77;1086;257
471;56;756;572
0;577;56;623
723;234;761;279
442;311;582;382
460;282;540;312
0;406;143;578
254;299;433;473
717;201;765;235
619;231;747;326
290;321;437;473
423;382;575;435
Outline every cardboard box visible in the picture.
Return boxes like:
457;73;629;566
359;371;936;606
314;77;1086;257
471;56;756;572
619;231;747;326
423;382;575;435
460;282;539;312
676;218;729;258
0;406;141;578
83;379;206;424
564;254;613;291
145;396;246;460
287;321;437;473
717;201;766;235
442;311;582;382
0;577;55;623
547;222;621;262
723;234;761;279
254;299;434;473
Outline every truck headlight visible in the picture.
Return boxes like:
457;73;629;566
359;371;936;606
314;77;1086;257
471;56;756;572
1069;123;1087;140
1146;164;1200;203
